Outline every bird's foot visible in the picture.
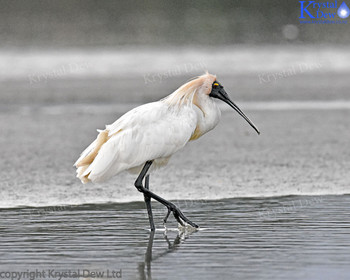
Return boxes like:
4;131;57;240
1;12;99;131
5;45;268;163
163;203;199;229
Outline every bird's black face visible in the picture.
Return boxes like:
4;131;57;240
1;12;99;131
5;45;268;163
209;81;260;135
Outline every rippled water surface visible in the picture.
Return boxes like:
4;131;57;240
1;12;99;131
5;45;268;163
1;195;349;280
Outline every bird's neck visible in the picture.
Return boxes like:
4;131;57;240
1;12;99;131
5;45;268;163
190;94;221;141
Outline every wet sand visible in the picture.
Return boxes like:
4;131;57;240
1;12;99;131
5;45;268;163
0;103;349;207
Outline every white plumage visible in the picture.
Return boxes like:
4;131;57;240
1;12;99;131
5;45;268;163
74;72;259;186
79;102;198;182
75;73;222;183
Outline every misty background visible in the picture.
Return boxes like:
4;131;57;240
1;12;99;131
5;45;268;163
1;0;349;47
1;0;350;106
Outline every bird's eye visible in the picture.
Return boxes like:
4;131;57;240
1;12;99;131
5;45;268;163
213;82;219;89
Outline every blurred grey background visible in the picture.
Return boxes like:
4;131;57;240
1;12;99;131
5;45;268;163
1;0;349;47
1;0;349;106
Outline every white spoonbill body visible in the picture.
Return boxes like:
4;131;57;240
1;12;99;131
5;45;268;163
74;73;260;230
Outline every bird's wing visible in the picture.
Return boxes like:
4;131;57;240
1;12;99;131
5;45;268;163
83;102;198;182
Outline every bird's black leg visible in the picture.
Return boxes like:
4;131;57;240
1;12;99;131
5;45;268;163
144;174;155;231
163;208;171;226
135;161;198;229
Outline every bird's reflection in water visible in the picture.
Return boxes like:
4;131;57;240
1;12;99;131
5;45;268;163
138;228;197;280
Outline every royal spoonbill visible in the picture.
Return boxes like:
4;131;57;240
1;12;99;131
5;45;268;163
74;72;260;230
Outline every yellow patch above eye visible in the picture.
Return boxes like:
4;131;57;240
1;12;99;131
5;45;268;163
213;83;219;86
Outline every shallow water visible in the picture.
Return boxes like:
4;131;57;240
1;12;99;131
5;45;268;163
1;195;349;280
